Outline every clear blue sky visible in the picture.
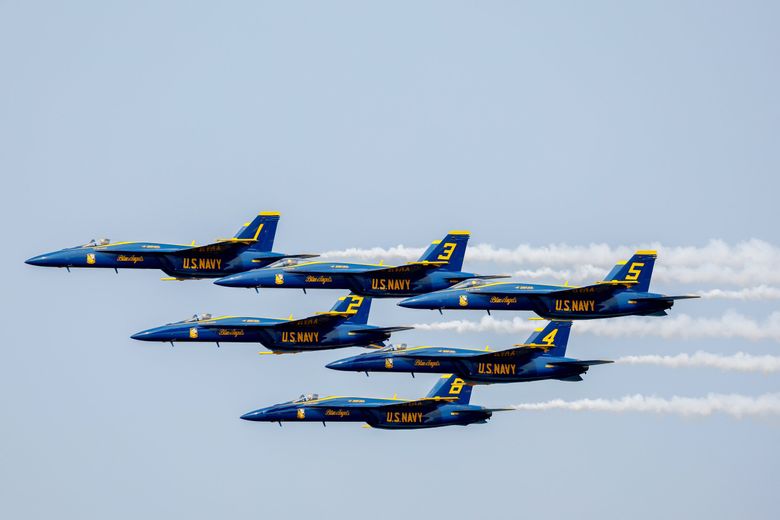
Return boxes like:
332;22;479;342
2;2;778;519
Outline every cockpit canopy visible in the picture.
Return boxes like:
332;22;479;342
379;343;407;352
84;238;110;247
268;258;300;269
185;313;212;322
294;393;319;403
450;278;489;290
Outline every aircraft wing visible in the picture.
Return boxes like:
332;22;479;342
544;281;639;299
469;345;557;364
366;262;448;278
374;397;459;410
268;312;352;330
170;239;256;256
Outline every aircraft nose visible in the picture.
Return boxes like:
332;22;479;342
325;358;353;371
131;326;172;342
240;408;269;421
25;253;58;267
398;294;437;309
214;272;254;288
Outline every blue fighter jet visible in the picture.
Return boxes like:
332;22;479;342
25;212;317;280
327;320;611;383
399;250;699;319
214;231;506;297
131;293;411;353
240;374;510;429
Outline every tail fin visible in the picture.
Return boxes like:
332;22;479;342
330;293;372;324
426;374;473;404
234;212;280;252
524;320;572;357
603;250;657;292
416;231;470;271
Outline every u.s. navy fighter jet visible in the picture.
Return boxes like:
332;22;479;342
240;374;509;429
214;231;506;297
131;293;411;353
25;212;316;280
327;320;611;383
399;250;698;319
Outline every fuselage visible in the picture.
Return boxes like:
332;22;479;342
214;262;482;297
131;316;394;352
25;242;288;279
399;283;676;319
327;347;595;383
240;395;492;429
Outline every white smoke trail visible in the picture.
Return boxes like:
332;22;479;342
696;286;780;300
617;352;780;373
412;311;780;342
512;393;780;418
320;239;780;286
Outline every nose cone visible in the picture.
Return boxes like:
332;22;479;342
240;408;270;421
398;293;442;309
25;252;64;267
214;271;261;288
325;357;356;371
131;326;177;342
326;353;379;372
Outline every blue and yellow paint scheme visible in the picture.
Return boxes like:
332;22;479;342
131;293;411;353
327;320;611;383
240;374;509;429
25;212;317;280
214;231;506;297
399;251;699;319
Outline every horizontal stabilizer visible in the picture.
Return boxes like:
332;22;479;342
446;274;512;283
546;359;613;368
631;295;701;303
349;326;414;335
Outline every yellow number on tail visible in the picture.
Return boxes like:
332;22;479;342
542;328;558;346
449;378;466;395
345;295;364;314
625;262;645;281
437;243;457;261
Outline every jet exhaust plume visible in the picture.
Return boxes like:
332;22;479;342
413;311;780;342
617;352;780;373
321;239;780;287
512;393;780;418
